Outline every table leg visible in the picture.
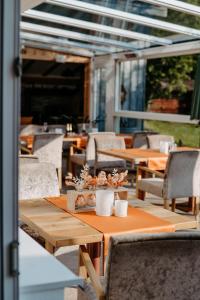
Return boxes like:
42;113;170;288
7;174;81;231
87;242;101;275
45;241;55;254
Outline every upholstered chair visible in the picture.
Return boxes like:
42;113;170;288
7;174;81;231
32;133;64;188
20;124;42;136
70;132;115;175
136;150;200;216
147;134;174;149
80;232;200;300
94;136;126;174
19;162;60;200
132;131;158;148
19;155;39;165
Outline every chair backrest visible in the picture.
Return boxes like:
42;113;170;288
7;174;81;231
132;131;158;149
147;134;174;149
86;132;115;162
47;124;66;134
94;136;126;169
105;232;200;300
19;162;60;200
163;150;200;199
19;155;39;165
32;133;64;169
20;124;42;136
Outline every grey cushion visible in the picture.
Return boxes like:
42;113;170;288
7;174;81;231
33;133;64;169
94;136;126;170
19;162;60;200
137;177;163;198
86;132;115;161
84;232;200;300
105;232;200;300
147;134;174;149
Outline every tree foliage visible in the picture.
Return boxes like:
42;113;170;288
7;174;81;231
146;0;199;101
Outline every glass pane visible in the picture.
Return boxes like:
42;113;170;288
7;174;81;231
144;120;200;147
118;54;198;116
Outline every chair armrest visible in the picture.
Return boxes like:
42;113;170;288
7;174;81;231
20;145;32;155
137;166;165;178
80;245;105;300
70;144;86;155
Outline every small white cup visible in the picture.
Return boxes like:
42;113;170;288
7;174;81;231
115;200;128;217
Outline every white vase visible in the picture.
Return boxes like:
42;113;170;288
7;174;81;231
95;190;114;216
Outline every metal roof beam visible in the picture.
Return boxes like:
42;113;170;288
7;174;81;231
23;9;172;45
21;22;140;51
141;0;200;17
47;0;200;38
136;40;200;59
21;31;115;53
21;40;94;57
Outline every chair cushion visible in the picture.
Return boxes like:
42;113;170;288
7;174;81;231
137;178;164;198
70;154;95;168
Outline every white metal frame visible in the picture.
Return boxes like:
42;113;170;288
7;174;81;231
47;0;200;38
23;9;172;45
20;22;138;52
141;0;200;17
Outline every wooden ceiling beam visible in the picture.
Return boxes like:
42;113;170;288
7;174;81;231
21;47;90;64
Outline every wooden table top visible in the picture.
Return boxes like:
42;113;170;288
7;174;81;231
98;147;197;162
19;198;197;250
19;199;103;248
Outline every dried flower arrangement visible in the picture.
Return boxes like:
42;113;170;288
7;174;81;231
65;165;128;190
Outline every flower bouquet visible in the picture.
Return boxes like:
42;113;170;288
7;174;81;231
65;165;128;212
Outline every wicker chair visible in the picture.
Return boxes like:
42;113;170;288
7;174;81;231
80;232;200;300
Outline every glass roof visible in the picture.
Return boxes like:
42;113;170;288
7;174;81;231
20;0;200;56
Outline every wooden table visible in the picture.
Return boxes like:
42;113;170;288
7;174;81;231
19;198;197;274
98;148;168;170
97;147;195;170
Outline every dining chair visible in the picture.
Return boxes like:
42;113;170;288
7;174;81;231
20;124;42;136
19;155;39;165
147;134;174;149
70;132;115;175
19;162;60;200
32;133;64;188
132;131;158;148
136;150;200;216
80;232;200;300
94;136;126;174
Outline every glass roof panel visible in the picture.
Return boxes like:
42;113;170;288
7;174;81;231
21;0;200;53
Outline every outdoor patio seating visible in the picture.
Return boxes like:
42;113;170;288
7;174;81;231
132;131;158;149
19;155;39;165
94;136;126;174
136;150;200;216
19;162;60;200
147;134;175;149
80;232;200;300
70;132;115;175
32;133;64;188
